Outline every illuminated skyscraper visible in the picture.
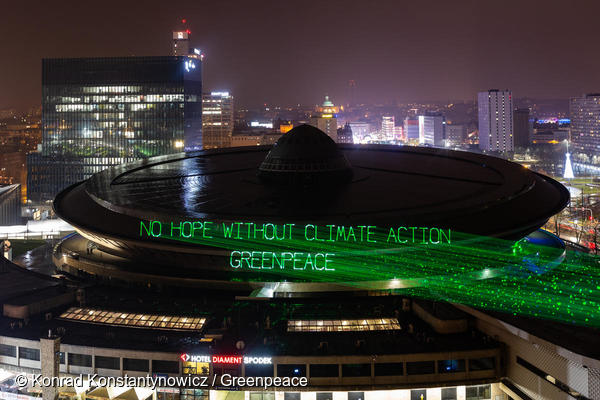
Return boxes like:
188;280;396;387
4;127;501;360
478;89;514;152
310;96;338;142
418;113;445;146
28;56;203;202
381;116;395;141
570;94;600;158
202;92;234;149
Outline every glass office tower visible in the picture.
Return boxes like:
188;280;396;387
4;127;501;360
28;56;202;202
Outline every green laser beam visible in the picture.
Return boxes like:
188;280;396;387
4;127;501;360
138;220;600;327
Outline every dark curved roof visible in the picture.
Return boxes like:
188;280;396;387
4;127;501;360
263;124;342;161
54;143;569;242
258;124;352;184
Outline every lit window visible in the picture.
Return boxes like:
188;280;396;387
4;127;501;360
287;318;400;332
58;307;206;332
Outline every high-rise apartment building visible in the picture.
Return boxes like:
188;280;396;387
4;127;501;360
28;56;203;202
202;92;234;149
418;113;445;146
570;94;600;157
478;90;514;152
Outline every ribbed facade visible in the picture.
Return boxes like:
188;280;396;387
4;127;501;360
478;90;514;152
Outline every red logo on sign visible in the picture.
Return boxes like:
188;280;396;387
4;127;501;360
212;355;242;364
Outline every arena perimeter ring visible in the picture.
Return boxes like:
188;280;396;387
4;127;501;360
53;125;569;294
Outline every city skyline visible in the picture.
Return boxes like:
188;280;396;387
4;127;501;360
2;1;600;397
2;0;600;111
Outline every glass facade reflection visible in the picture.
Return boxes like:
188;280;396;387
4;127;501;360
28;56;202;202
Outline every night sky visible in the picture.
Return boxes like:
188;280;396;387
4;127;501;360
2;0;600;110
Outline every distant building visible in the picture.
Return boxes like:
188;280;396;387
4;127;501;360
309;115;337;142
28;56;203;203
0;184;21;225
381;116;395;141
310;97;338;142
403;117;419;143
202;92;233;149
273;119;294;134
418;113;445;146
279;124;293;134
347;80;357;107
172;30;191;56
348;122;370;143
230;132;282;147
445;124;466;146
260;133;282;145
231;134;261;147
513;108;532;148
570;94;600;158
316;96;340;115
478;90;514;152
0;152;26;203
337;123;353;144
0;126;41;202
394;126;403;142
532;118;569;144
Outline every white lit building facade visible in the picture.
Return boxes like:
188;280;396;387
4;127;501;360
202;92;234;149
478;90;514;152
418;114;445;146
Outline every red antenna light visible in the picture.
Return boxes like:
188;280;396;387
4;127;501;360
186;29;191;34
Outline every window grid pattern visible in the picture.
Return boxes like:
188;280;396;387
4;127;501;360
287;318;400;332
30;56;203;202
59;307;206;332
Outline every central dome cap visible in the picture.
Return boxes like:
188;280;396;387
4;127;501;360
258;124;353;185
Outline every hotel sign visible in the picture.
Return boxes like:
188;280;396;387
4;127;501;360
181;354;272;365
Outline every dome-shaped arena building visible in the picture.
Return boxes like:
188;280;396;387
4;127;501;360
1;125;599;400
